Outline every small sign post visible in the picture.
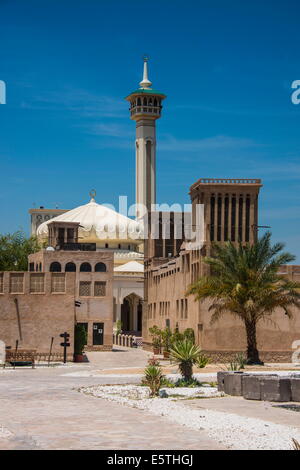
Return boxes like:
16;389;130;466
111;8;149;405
60;332;70;364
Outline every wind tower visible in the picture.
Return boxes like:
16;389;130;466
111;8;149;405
126;57;166;219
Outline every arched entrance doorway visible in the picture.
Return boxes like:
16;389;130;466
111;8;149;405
121;298;131;331
121;293;142;334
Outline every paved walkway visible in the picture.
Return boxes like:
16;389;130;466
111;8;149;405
185;396;300;429
0;350;224;450
1;348;298;450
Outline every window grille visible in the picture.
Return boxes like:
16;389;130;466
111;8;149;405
10;273;24;293
30;273;45;293
79;281;91;297
51;273;66;293
94;281;106;297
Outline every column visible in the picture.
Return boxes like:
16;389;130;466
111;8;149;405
228;195;232;241
115;304;121;323
221;194;225;242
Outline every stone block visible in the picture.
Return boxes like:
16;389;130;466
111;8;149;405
242;375;262;400
223;372;244;396
290;378;300;402
260;377;291;402
217;371;227;392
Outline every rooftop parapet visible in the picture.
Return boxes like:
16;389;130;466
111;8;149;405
190;178;262;193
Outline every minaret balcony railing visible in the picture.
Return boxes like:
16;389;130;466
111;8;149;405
130;106;161;117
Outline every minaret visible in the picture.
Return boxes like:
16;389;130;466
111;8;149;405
126;57;166;219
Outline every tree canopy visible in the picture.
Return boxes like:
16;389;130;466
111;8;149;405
0;231;41;271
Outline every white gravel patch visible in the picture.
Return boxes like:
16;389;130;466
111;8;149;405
81;384;300;450
0;425;13;439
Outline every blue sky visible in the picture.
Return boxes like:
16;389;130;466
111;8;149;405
0;0;299;260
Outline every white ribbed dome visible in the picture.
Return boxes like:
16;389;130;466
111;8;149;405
37;197;143;243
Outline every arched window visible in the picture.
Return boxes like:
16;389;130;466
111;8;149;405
95;262;106;273
80;262;92;272
50;262;61;272
65;262;76;272
154;98;157;107
137;97;141;106
143;97;147;106
39;263;42;272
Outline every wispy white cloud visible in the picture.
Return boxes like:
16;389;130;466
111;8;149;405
90;133;261;158
21;88;126;118
88;123;131;138
157;134;259;152
171;103;300;118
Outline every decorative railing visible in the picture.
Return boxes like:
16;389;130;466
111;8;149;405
130;106;161;116
193;178;261;185
113;334;143;348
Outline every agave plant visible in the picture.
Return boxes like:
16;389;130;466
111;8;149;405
292;438;300;450
169;339;201;382
196;352;210;369
142;364;165;397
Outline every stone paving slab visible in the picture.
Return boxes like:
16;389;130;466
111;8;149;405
0;368;224;450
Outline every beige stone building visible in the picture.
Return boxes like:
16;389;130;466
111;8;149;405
0;220;114;354
0;271;76;357
29;207;68;235
144;178;300;362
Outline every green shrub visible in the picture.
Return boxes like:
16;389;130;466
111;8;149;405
161;377;176;388
183;328;195;344
236;352;246;370
142;365;165;397
175;377;202;388
74;324;87;355
147;356;160;367
116;320;122;335
149;325;163;352
170;330;184;345
162;327;172;352
196;352;210;368
223;353;247;371
170;339;201;382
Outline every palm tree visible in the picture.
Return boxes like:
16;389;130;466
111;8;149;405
187;232;300;364
169;339;201;381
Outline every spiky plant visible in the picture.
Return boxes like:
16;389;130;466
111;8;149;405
142;364;165;397
196;352;210;369
169;339;201;382
292;438;300;450
187;232;300;364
